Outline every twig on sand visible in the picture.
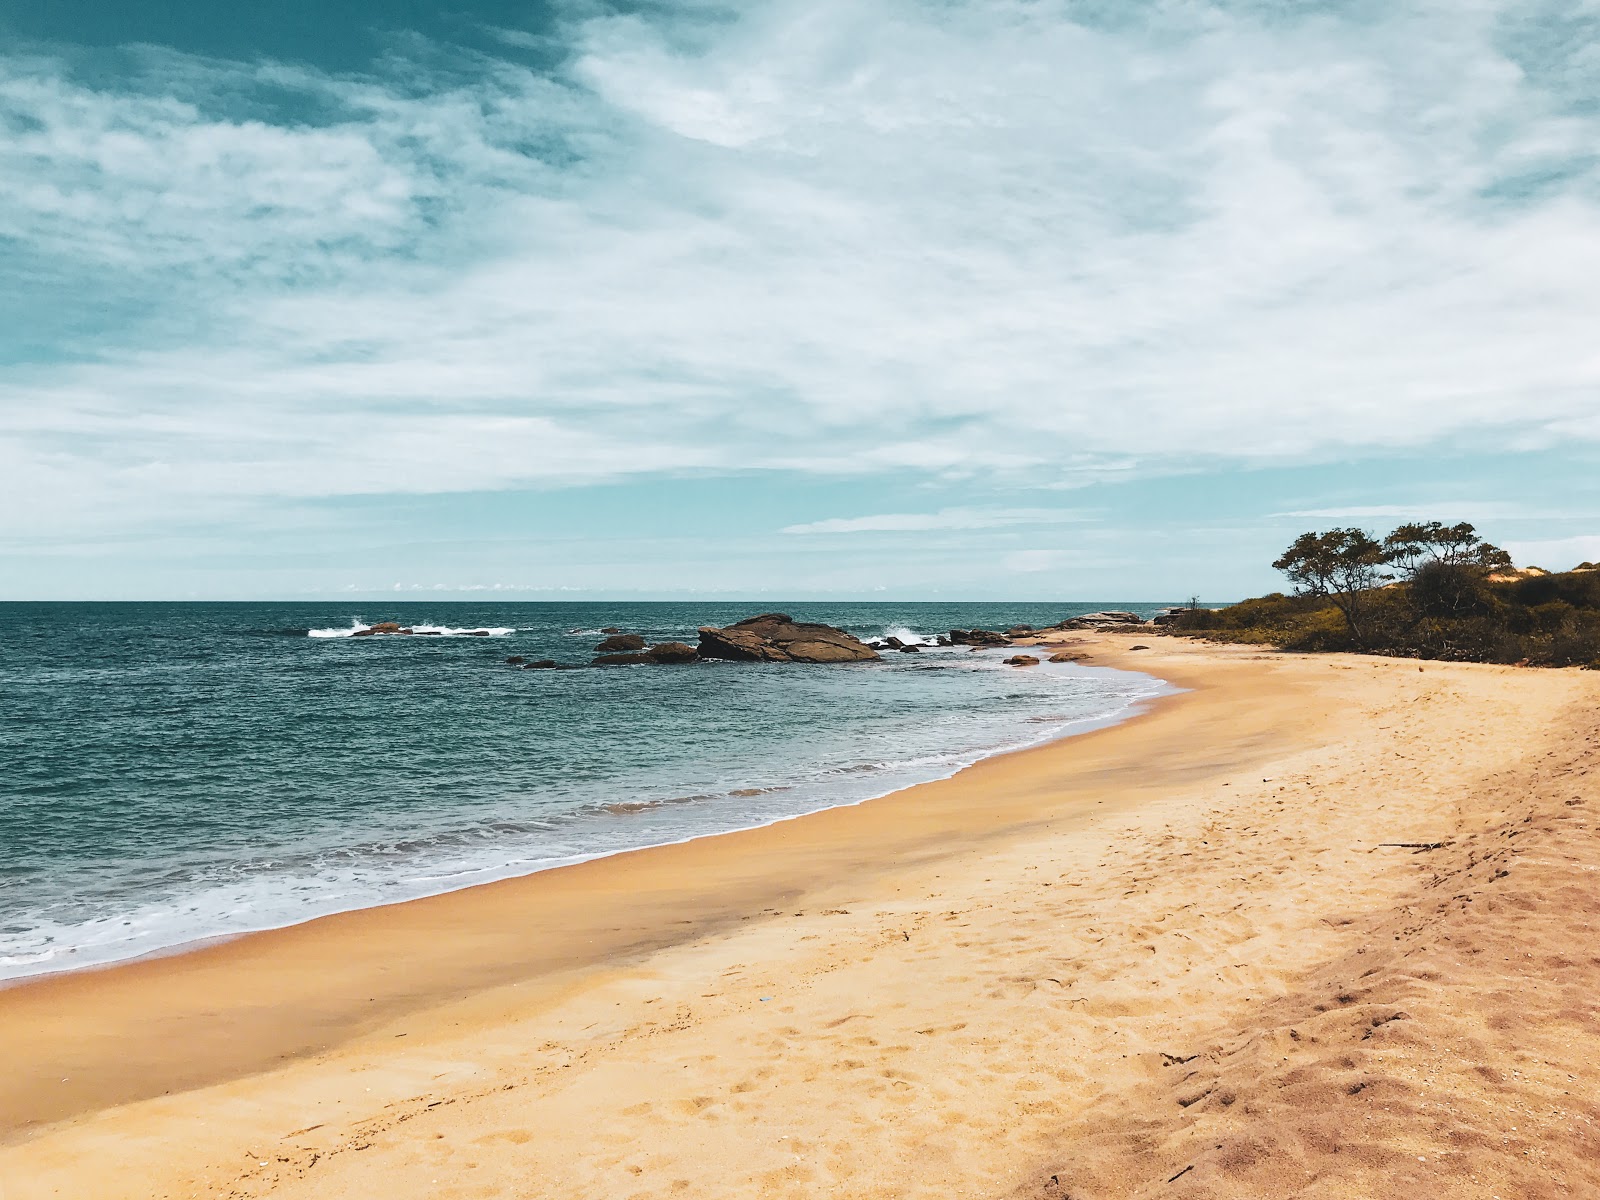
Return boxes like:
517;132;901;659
1375;842;1449;851
1168;1164;1195;1183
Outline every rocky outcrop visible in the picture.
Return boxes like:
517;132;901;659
1053;611;1146;630
949;628;1011;646
351;622;404;637
697;614;879;663
596;633;647;653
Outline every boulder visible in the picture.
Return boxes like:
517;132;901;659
1005;654;1041;667
883;636;907;650
1048;651;1083;663
1129;644;1151;651
696;613;879;663
596;633;647;653
898;644;921;653
1005;625;1034;637
646;642;699;664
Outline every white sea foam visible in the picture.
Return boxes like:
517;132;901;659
880;624;938;645
0;649;1174;985
307;620;516;638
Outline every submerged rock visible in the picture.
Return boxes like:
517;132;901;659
351;621;404;637
523;659;560;669
697;614;879;663
593;652;654;665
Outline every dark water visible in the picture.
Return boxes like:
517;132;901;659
0;601;1172;980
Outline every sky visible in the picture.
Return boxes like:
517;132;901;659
3;0;1599;602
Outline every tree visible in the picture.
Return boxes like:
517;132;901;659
1272;528;1391;644
1382;521;1512;579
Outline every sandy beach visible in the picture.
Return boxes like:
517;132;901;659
3;634;1598;1199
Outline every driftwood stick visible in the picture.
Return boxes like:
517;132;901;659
1168;1164;1196;1183
1376;842;1448;850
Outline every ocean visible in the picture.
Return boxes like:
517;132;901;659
0;601;1172;982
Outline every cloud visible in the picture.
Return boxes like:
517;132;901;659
1267;502;1569;522
1504;534;1600;571
5;0;1600;545
780;507;1086;534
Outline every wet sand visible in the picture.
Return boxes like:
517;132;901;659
3;635;1597;1199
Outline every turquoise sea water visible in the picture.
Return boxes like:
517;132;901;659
0;602;1172;981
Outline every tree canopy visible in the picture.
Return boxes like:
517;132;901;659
1271;527;1391;643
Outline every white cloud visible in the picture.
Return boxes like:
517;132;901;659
4;0;1600;541
1268;502;1570;522
1504;534;1600;571
781;507;1085;534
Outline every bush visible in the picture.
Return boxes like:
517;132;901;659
1172;567;1600;668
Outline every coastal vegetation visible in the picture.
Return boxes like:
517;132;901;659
1171;521;1600;667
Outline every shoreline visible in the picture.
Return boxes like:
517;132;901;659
1;640;1198;1138
6;634;1598;1200
0;658;1174;990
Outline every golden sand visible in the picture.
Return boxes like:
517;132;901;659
3;636;1597;1199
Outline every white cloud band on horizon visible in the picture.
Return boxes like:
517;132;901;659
781;507;1087;535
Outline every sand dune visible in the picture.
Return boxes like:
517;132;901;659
2;638;1596;1199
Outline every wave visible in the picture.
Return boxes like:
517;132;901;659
880;624;939;645
307;620;516;639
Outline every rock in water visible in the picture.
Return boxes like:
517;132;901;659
595;633;646;652
696;614;880;663
1004;654;1041;667
646;642;699;664
352;621;403;637
949;628;1011;646
593;652;654;665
